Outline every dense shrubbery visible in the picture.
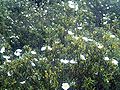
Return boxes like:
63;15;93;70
0;0;120;89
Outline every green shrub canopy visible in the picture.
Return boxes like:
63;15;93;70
0;0;120;89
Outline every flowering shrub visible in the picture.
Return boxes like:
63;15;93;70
0;0;120;89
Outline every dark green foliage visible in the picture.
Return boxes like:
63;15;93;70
0;0;120;89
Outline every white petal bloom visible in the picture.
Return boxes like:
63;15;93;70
112;59;118;65
104;57;109;61
62;83;70;90
95;72;98;75
41;46;46;51
31;61;36;67
47;46;52;51
103;16;108;20
107;80;109;83
60;59;69;64
6;59;11;63
110;35;115;38
103;21;107;25
82;37;93;42
44;10;47;13
74;4;78;11
68;31;74;35
7;72;11;76
97;45;103;49
14;49;22;56
82;37;89;42
31;51;36;54
14;51;21;56
82;9;87;12
0;46;5;53
70;60;77;64
77;26;82;30
97;44;104;49
10;35;19;39
88;39;94;41
10;35;16;38
75;4;78;11
68;1;78;11
3;55;10;60
16;49;22;52
68;1;75;8
34;58;38;61
80;54;86;60
20;81;26;84
26;14;29;17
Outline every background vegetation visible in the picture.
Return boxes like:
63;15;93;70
0;0;120;89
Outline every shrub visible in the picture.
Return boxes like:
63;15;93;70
0;0;120;89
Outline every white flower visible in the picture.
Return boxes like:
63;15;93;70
103;14;106;16
16;49;22;52
6;59;11;63
77;26;82;30
80;54;86;60
44;10;47;13
0;46;5;53
103;21;107;25
103;17;108;20
68;1;75;8
110;35;115;38
31;51;36;54
60;59;69;64
107;7;109;9
95;72;98;75
97;43;104;49
112;59;118;65
20;81;26;84
41;46;52;51
74;4;78;11
31;61;36;67
68;31;74;35
82;9;87;12
88;39;93;41
3;55;10;60
104;57;109;61
10;35;16;38
62;83;70;90
14;52;21;56
14;49;22;56
14;51;21;56
26;14;29;17
68;1;78;11
47;46;52;51
70;60;77;64
82;37;93;42
7;72;11;76
97;45;103;49
82;37;89;42
41;46;46;51
16;36;19;39
83;2;86;5
34;58;38;61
